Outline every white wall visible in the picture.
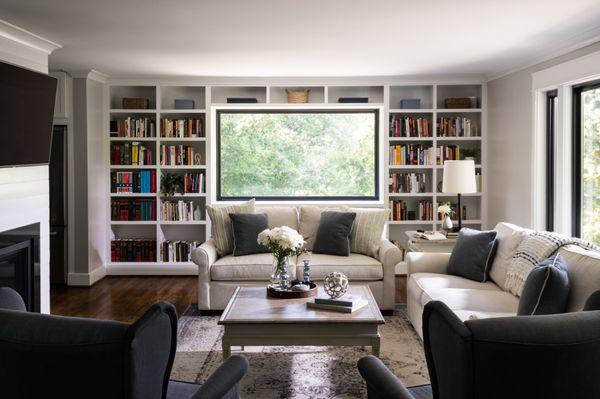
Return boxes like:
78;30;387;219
487;41;600;228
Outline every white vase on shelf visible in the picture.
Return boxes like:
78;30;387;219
441;215;453;232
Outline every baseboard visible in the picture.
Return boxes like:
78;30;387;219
68;266;106;286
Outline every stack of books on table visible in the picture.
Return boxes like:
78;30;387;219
307;294;368;313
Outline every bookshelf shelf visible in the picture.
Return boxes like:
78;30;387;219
389;220;434;225
389;109;434;113
436;137;482;141
110;137;157;142
389;165;435;169
159;165;206;170
110;221;156;225
436;108;482;113
389;137;433;142
160;193;206;197
110;165;157;169
159;109;206;114
110;109;156;113
159;221;206;225
158;137;206;142
110;193;157;197
389;192;434;197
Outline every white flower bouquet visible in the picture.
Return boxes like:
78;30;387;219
258;226;307;288
437;203;452;217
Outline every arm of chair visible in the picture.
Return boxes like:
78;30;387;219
378;239;403;309
406;252;451;276
0;287;26;311
357;356;415;399
191;239;218;282
193;355;249;399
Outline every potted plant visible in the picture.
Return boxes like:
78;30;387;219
258;226;307;290
161;173;184;196
461;148;480;161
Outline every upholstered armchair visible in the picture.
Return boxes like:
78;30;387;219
0;287;248;399
358;300;600;399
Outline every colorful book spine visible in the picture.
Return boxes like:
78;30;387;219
160;240;200;262
110;198;157;221
111;239;156;262
389;172;428;193
160;118;204;138
112;117;156;138
389;115;430;137
160;145;200;166
111;143;153;165
389;145;435;165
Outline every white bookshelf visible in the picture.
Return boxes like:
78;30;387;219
102;80;485;275
386;83;486;248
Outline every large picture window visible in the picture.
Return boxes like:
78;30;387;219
573;80;600;243
217;109;379;200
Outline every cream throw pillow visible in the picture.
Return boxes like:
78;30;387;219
206;199;255;256
344;207;390;258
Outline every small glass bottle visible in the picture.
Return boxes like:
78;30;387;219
302;259;311;284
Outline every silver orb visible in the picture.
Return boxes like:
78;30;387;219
323;272;349;299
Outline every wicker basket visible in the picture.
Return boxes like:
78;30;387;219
122;98;150;109
286;89;310;103
444;98;472;109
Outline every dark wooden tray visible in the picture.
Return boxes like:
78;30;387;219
266;281;318;299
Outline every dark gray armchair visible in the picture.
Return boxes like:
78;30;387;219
0;287;247;399
358;300;600;399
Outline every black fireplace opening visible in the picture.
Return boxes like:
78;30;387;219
0;223;40;312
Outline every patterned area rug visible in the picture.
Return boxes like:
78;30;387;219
171;305;429;399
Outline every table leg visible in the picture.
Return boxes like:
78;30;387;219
372;337;381;357
222;340;231;360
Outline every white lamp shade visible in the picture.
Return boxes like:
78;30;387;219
442;160;477;193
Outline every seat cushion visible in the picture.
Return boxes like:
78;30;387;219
560;245;600;312
489;222;530;289
167;380;201;399
255;206;299;230
211;253;297;281
422;287;519;314
298;252;383;281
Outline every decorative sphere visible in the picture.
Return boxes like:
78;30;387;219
323;272;349;298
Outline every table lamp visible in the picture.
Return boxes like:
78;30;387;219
442;160;477;231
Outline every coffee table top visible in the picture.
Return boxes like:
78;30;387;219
219;285;385;325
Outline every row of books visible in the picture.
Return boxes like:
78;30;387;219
389;116;431;137
389;172;429;193
437;116;478;137
160;240;200;262
160;145;201;166
111;170;156;193
389;200;434;221
160;118;204;138
184;172;205;193
110;118;156;138
111;198;157;221
161;200;201;221
437;145;461;164
111;142;153;166
389;145;436;165
111;239;156;262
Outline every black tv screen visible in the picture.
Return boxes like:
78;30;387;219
0;61;56;167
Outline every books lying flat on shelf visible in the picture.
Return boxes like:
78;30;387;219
415;232;447;241
111;170;156;193
315;294;362;307
307;298;368;313
389;144;436;165
390;172;428;193
111;239;156;262
160;118;204;138
389;115;431;137
111;142;153;165
111;198;157;221
110;117;156;138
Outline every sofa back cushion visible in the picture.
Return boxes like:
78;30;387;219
344;207;390;258
298;206;340;251
559;245;600;312
255;206;299;230
489;222;530;289
206;199;255;256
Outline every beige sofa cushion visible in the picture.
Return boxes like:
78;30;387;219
297;252;383;281
211;253;297;281
559;245;600;312
298;206;340;251
206;199;255;256
422;286;518;314
255;206;299;230
489;222;529;289
344;207;390;258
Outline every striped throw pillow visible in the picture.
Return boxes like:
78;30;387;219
344;207;390;258
206;199;255;256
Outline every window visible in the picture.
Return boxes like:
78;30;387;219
546;90;557;231
573;81;600;243
217;109;379;200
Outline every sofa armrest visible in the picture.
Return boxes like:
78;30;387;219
193;355;248;399
378;239;403;270
192;239;218;280
378;239;403;310
406;252;451;276
358;355;415;399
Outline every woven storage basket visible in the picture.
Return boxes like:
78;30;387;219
286;89;310;103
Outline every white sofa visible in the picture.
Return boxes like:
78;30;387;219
192;206;402;311
407;222;600;338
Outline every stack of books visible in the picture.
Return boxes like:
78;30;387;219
307;294;368;313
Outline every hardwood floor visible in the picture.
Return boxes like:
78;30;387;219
51;276;408;322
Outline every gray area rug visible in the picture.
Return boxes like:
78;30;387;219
171;305;429;399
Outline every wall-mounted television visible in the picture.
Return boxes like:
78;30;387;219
0;61;56;167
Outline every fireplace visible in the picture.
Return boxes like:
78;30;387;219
0;223;40;312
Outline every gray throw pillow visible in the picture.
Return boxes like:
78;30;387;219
313;211;356;256
229;213;270;256
447;228;498;282
518;254;569;315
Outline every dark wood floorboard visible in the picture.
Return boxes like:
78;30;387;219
51;276;197;323
51;276;408;322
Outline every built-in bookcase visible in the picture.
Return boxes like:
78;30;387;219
103;81;484;274
386;84;486;248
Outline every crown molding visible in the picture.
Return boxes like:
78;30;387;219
70;69;109;83
0;19;61;55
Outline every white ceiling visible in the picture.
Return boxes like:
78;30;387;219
1;0;600;79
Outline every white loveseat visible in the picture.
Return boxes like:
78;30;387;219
406;222;600;338
192;206;402;311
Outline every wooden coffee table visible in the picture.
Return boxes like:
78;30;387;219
218;285;385;359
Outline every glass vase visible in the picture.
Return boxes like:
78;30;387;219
270;256;291;290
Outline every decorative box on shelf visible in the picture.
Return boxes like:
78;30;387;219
122;98;150;109
174;99;195;109
400;98;421;109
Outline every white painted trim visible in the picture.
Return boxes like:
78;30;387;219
0;19;61;54
531;90;547;230
67;266;106;286
71;69;109;83
532;49;600;89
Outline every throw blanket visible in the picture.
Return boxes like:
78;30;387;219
504;231;599;296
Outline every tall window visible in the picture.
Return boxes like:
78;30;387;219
573;81;600;243
546;90;557;231
217;109;379;201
